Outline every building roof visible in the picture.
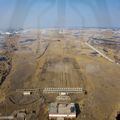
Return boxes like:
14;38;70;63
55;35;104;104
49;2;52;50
49;102;76;115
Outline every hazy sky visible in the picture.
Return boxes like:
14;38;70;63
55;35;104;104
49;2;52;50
0;0;120;29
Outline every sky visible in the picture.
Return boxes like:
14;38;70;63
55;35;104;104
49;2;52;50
0;0;120;30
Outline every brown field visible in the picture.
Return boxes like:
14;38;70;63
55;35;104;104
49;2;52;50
0;29;120;120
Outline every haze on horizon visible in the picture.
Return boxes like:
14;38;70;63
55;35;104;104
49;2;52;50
0;0;120;30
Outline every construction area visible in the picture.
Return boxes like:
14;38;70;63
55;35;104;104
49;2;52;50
0;28;120;120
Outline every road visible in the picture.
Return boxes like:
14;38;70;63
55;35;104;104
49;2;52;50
85;42;115;63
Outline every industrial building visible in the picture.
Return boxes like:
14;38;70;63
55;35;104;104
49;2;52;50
49;102;76;120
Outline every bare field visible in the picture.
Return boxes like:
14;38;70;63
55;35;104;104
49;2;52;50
0;30;120;120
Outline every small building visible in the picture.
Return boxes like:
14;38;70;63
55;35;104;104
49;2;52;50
16;112;26;120
23;91;32;96
49;102;76;120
